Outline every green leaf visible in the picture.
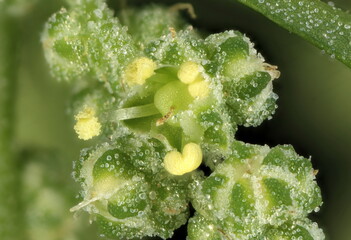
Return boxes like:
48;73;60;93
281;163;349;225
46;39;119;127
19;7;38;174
235;0;351;69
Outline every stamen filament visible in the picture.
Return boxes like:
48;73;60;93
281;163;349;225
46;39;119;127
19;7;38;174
115;103;159;121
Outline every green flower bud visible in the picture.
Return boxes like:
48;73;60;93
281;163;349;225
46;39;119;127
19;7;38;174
116;62;235;166
72;132;198;239
42;0;137;91
204;31;280;127
189;141;323;239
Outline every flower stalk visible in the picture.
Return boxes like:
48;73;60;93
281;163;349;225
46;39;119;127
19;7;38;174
0;8;22;240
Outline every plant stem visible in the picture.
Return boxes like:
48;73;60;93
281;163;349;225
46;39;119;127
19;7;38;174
0;9;22;240
235;0;351;69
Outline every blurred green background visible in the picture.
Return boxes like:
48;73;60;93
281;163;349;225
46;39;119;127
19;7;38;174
9;0;351;239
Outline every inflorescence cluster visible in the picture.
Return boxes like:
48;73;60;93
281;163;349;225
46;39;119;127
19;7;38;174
42;0;324;239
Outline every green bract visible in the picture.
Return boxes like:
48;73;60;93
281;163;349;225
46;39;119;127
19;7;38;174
41;1;324;239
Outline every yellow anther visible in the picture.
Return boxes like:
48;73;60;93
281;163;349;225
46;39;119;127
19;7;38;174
188;80;210;99
74;107;101;140
177;61;203;84
164;143;202;175
124;57;156;86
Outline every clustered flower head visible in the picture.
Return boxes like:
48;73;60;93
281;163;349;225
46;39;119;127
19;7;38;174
42;0;324;239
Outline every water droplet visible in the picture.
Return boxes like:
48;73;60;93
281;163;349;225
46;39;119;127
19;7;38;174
139;192;147;200
93;9;103;19
327;1;335;7
149;191;157;200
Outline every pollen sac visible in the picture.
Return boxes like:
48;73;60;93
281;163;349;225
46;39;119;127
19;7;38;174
41;0;137;92
204;31;280;127
164;142;203;175
189;141;323;239
123;57;157;86
72;132;199;239
178;61;204;84
69;86;120;139
74;107;101;140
